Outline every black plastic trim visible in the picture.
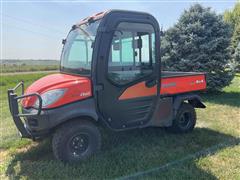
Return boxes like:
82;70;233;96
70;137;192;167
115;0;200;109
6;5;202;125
173;93;206;116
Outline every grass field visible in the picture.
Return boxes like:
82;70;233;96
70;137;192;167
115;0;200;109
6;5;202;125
0;73;239;179
1;60;59;73
0;65;59;73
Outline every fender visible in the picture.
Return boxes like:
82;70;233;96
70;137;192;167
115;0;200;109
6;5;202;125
173;93;206;115
22;98;99;133
47;98;98;128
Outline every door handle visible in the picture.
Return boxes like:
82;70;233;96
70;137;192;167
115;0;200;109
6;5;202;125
145;78;157;88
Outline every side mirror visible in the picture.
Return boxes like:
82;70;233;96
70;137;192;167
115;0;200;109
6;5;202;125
62;39;66;45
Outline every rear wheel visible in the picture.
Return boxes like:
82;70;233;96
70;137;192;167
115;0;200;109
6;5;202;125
166;102;196;133
52;120;101;163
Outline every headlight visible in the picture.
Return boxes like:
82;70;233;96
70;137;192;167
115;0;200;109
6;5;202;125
35;89;66;108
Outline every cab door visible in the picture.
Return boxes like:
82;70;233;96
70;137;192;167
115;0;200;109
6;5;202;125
95;13;160;130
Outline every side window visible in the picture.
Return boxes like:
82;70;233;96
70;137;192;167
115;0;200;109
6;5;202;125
108;22;155;85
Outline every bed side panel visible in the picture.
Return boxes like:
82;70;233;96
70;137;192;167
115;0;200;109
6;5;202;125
160;74;206;95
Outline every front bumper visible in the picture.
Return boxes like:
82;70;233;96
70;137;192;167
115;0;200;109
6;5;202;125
8;81;99;139
7;81;45;139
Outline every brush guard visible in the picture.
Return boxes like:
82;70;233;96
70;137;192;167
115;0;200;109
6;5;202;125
7;81;42;138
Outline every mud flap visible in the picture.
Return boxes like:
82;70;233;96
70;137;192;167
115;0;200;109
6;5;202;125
173;94;206;116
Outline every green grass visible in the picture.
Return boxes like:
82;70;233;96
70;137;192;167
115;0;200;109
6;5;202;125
0;73;240;179
0;65;58;73
1;59;59;73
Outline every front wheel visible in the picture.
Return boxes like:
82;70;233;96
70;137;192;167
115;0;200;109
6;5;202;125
166;102;196;133
52;120;101;163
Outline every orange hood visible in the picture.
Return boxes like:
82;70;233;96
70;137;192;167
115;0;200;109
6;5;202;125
23;73;92;108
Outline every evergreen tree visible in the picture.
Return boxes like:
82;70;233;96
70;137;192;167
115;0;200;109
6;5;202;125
161;4;234;91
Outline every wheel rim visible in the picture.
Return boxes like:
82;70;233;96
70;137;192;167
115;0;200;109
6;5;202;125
68;133;89;157
178;111;191;128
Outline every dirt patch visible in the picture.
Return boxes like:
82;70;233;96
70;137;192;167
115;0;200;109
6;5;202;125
0;149;9;163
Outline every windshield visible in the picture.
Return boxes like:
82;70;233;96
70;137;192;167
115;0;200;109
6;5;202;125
60;20;100;75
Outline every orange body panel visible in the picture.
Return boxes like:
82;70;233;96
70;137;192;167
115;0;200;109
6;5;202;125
22;73;92;108
119;82;157;100
119;74;206;100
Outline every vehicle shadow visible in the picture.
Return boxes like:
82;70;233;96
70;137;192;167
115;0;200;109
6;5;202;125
202;91;240;107
5;127;240;179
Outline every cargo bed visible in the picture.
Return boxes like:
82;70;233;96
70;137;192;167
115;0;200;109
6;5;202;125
161;71;206;95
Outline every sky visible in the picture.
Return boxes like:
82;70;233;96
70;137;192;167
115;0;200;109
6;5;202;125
1;0;237;60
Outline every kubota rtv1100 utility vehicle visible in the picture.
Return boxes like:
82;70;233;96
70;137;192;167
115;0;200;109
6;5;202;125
8;10;206;162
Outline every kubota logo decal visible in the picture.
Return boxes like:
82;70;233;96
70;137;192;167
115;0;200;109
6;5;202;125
162;82;176;88
80;91;91;97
